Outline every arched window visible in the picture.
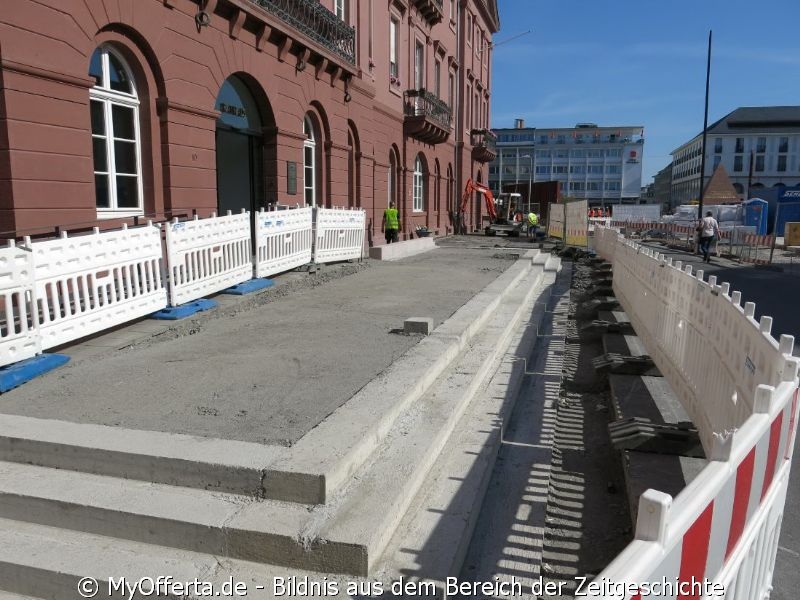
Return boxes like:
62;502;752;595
413;156;424;212
303;116;316;206
386;151;397;206
89;46;143;215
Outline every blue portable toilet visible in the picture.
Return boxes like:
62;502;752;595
776;188;800;236
743;199;768;235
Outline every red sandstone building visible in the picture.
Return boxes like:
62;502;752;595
0;0;499;242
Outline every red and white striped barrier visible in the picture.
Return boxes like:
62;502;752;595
588;225;799;599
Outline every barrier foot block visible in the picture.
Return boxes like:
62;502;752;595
149;299;218;320
0;354;70;393
222;278;274;295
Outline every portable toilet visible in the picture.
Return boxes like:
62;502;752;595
743;198;768;235
776;188;800;236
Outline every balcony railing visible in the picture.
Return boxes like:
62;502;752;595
470;128;497;162
249;0;356;65
404;89;451;128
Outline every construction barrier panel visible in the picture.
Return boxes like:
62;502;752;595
313;207;366;264
548;203;565;240
0;240;40;366
565;199;588;247
254;206;313;278
33;224;168;351
587;225;800;599
164;211;252;306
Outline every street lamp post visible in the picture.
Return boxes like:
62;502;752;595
520;154;533;213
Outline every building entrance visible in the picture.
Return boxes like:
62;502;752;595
214;76;264;245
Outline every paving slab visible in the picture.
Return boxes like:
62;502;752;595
0;247;512;446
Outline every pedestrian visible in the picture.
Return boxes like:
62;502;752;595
382;201;400;244
697;210;720;263
527;211;539;238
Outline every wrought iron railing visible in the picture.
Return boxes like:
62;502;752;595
248;0;356;65
404;89;452;130
471;128;497;152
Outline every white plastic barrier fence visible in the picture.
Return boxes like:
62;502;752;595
32;224;168;350
164;211;252;306
313;207;366;264
548;203;565;239
588;225;800;599
254;206;313;278
0;241;40;365
565;199;588;247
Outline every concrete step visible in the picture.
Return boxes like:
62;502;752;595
310;262;558;576
374;265;570;594
0;518;352;600
0;252;544;508
0;258;561;580
0;414;286;497
263;252;549;505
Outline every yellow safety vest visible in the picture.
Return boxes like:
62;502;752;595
528;213;538;226
384;208;399;230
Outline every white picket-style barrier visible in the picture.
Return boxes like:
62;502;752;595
32;224;168;351
313;207;366;264
0;241;40;365
164;211;252;306
254;206;313;278
586;225;800;599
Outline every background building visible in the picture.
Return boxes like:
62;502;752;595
0;0;499;240
669;106;800;208
487;120;645;208
652;162;673;211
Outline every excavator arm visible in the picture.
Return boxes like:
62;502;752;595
459;178;497;221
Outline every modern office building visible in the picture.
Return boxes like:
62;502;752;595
0;0;500;240
487;120;645;207
670;106;800;207
652;162;673;210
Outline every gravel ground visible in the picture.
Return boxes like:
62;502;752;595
539;258;631;598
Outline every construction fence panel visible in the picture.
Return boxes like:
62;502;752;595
313;207;366;264
165;211;252;306
254;206;313;278
587;225;800;599
32;224;168;350
547;203;565;240
565;199;588;247
0;241;40;366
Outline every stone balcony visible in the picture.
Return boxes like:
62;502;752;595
403;89;452;145
470;128;497;163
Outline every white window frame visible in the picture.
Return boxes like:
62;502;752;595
414;41;424;90
335;0;346;21
389;18;399;79
90;46;144;218
304;116;317;206
388;152;396;207
413;156;424;212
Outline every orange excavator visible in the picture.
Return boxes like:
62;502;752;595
459;178;524;236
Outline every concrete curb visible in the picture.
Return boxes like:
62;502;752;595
368;238;436;260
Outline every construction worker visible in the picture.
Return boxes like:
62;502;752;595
382;201;400;244
527;211;539;237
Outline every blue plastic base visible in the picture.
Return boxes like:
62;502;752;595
150;298;218;320
222;278;274;295
0;353;70;393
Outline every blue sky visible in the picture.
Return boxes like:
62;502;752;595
490;0;800;183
